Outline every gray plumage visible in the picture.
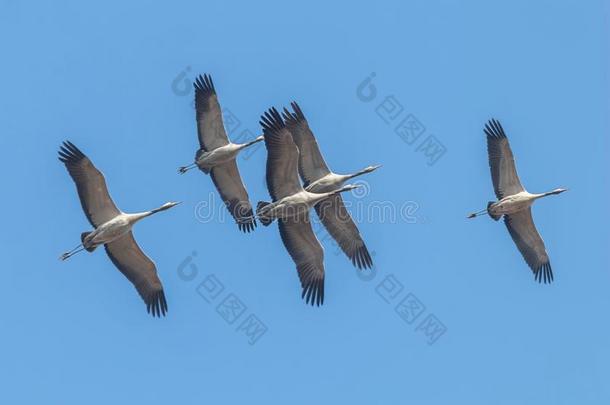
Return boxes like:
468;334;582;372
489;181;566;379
476;119;566;283
189;74;257;232
59;141;171;317
282;102;373;269
260;108;325;305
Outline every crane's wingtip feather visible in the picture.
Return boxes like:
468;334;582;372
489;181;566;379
301;273;324;307
193;73;216;95
146;290;168;318
348;243;373;270
238;218;257;233
282;102;307;126
484;118;507;140
260;107;285;133
58;141;87;164
533;263;553;284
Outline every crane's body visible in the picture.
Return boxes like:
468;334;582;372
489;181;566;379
486;189;565;219
305;173;349;193
80;203;179;252
193;138;263;173
488;191;540;217
304;166;379;193
81;214;134;249
257;186;358;223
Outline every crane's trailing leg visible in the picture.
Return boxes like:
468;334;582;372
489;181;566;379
467;208;489;219
178;163;197;174
256;201;274;226
59;243;85;261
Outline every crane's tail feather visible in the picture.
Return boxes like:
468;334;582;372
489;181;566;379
81;232;97;252
487;202;502;221
193;150;211;174
256;201;274;226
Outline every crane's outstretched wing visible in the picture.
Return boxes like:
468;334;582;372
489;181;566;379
58;141;121;228
260;108;303;201
282;102;331;185
278;212;325;306
194;74;230;151
314;194;373;269
504;208;553;283
485;119;524;199
105;232;168;317
210;159;256;232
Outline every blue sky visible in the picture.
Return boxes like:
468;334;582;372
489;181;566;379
1;0;609;404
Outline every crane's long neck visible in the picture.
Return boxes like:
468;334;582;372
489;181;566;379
534;189;565;199
239;135;264;149
129;211;154;224
346;165;381;180
323;185;358;199
130;204;174;223
347;168;371;180
306;186;352;207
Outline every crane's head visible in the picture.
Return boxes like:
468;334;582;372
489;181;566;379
551;188;568;195
152;201;182;213
363;164;382;174
164;201;182;209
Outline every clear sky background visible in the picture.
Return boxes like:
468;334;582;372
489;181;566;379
1;0;609;404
